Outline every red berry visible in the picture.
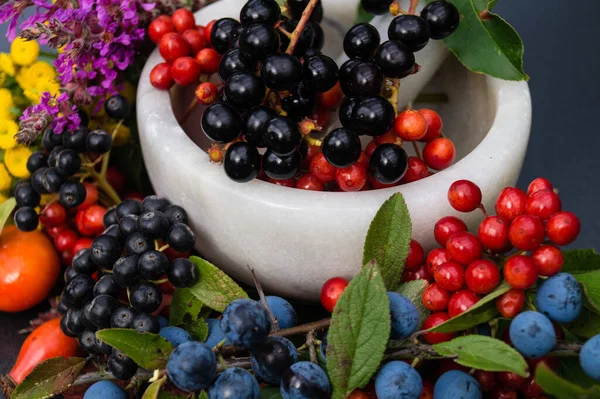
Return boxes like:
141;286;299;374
528;356;560;372
498;372;527;390
148;16;175;44
508;214;545;250
504;255;537;289
150;62;174;90
163;247;191;262
531;245;564;276
446;232;483;265
46;225;67;240
422;137;455;170
75;209;94;237
311;109;330;130
418;109;442;142
375;130;403;146
320;277;349;312
405;239;425;270
474;370;497;392
546;211;580;245
73;237;93;255
419;380;434;399
170;56;201;87
434;216;467;247
434;261;465;292
422;312;456;344
300;144;321;169
336;164;367;192
62;250;74;266
310;153;336;183
465;259;500;294
401;263;433;283
523;378;544;398
448;289;479;318
527;177;553;196
76;182;98;211
195;82;218;104
82;205;106;236
495;187;527;221
496;289;525;318
105;167;126;194
448;179;482;212
55;229;79;253
422;282;450;311
204;19;216;44
182;29;208;54
195;47;221;74
172;8;196;33
400;156;428;184
478;216;510;252
197;25;206;38
368;175;400;190
356;151;370;169
296;174;324;191
266;177;296;188
489;388;518;399
394;109;428;141
365;140;378;157
39;202;67;227
317;82;343;109
425;248;451;275
434;359;469;379
526;190;561;220
159;32;191;63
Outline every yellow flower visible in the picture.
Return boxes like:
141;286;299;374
106;123;131;147
0;53;15;76
0;164;12;191
24;76;60;104
0;119;18;150
4;145;32;178
10;38;39;66
0;89;15;120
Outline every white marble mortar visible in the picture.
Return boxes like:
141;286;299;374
137;0;532;300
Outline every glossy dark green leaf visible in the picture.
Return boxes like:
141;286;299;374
96;329;173;369
535;363;600;399
562;249;600;275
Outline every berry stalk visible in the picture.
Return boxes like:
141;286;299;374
284;0;320;55
408;0;419;14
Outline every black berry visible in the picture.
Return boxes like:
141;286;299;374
91;234;121;268
14;207;39;232
14;182;41;208
64;267;79;284
321;128;361;168
224;72;266;111
104;207;118;227
167;223;196;253
103;224;120;239
360;0;393;15
42;129;63;151
111;306;135;329
26;151;48;174
142;195;171;213
118;214;139;238
262;150;301;180
132;313;160;333
57;298;70;314
73;248;98;275
95;336;113;355
85;294;118;328
116;199;142;219
338;96;361;129
388;15;430;52
113;255;140;287
168;258;198;288
62;127;89;152
47;145;64;167
108;350;138;380
42;167;65;193
352;96;395;136
93;275;121;297
421;0;460;40
202;102;242;143
368;143;409;184
86;129;113;153
138;211;170;239
242;106;275;147
280;84;316;121
279;19;315;55
63;274;95;306
163;205;188;225
130;282;163;313
211;18;242;54
59;181;87;208
63;308;85;336
263;116;301;156
342;62;383;97
79;330;98;353
31;167;49;194
374;40;415;78
218;48;256;82
138;250;170;280
125;232;153;255
260;54;302;91
56;149;81;176
224;141;261;183
104;95;131;120
343;23;381;60
239;23;280;60
240;0;281;25
302;54;339;93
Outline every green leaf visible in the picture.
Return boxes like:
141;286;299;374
562;249;600;275
197;392;208;399
142;376;167;399
433;335;528;377
535;363;600;399
12;357;86;399
354;4;372;24
170;288;203;326
188;256;248;312
157;392;189;399
326;261;391;399
568;307;600;339
573;271;600;313
259;386;283;399
184;318;209;342
396;279;430;329
427;282;510;333
0;197;16;234
557;357;600;389
440;0;528;81
96;329;174;369
362;193;412;291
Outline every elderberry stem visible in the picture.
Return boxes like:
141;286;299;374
412;142;422;159
285;0;319;55
307;330;318;364
277;26;293;39
91;168;121;206
390;79;401;116
247;266;280;331
408;0;419;14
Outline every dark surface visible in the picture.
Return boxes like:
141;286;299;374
0;0;599;383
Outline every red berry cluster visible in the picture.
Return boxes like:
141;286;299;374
149;10;220;97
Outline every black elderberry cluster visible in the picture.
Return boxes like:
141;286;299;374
12;95;131;232
204;0;339;183
58;195;198;380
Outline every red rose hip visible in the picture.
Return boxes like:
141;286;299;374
434;216;467;247
320;277;349;312
296;174;325;191
546;211;580;245
422;282;450;311
159;32;191;63
434;261;465;292
447;289;479;318
527;177;553;196
531;245;564;276
170;56;201;87
394;109;428;141
503;255;537;289
399;156;428;184
418;108;443;142
172;8;196;34
495;187;527;221
508;214;545;250
336;164;367;192
401;263;433;283
195;47;221;74
422;312;456;344
526;190;561;220
478;216;510;252
310;153;336;183
496;289;525;318
150;62;174;90
465;259;500;294
422;137;455;170
182;29;208;54
447;179;482;212
446;231;483;265
148;15;175;44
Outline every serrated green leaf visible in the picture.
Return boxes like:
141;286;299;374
440;0;528;81
562;249;600;275
0;197;16;234
427;282;510;333
573;271;600;313
568;307;600;339
12;357;86;399
170;288;203;326
557;357;600;389
188;256;248;312
142;376;167;399
259;386;283;398
535;363;600;399
362;193;412;291
96;329;174;369
396;279;430;329
184;318;209;342
327;261;390;399
433;335;528;376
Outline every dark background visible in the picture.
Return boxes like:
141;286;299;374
0;0;599;385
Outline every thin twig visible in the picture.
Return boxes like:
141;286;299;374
390;79;401;116
285;0;319;55
178;97;198;125
408;0;419;14
271;318;330;337
247;266;279;331
307;330;318;364
277;26;293;39
412;142;422;159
